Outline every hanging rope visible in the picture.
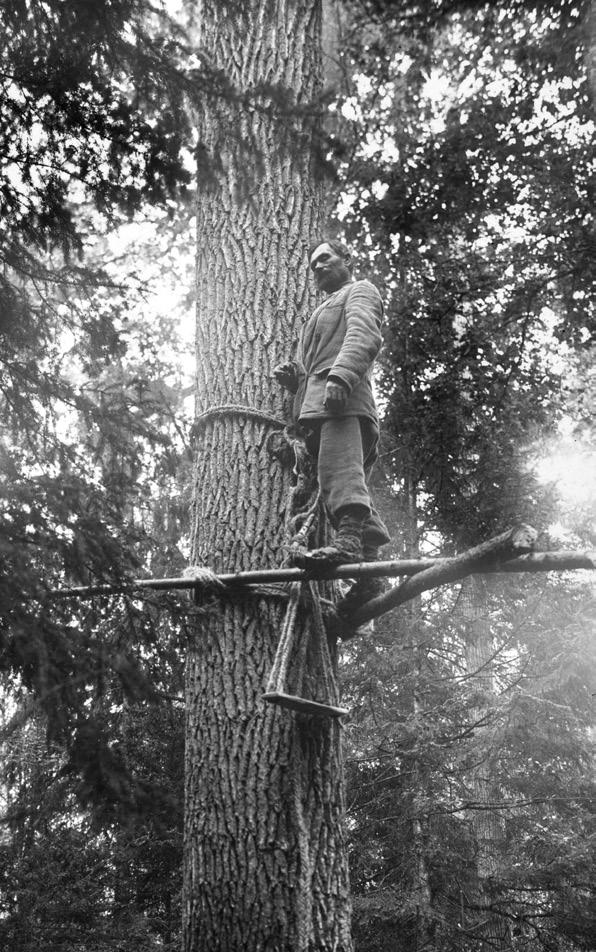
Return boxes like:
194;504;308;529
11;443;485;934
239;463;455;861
263;470;348;717
264;581;302;696
306;580;341;710
282;488;322;566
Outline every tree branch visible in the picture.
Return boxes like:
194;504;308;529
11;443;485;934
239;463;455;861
344;525;540;629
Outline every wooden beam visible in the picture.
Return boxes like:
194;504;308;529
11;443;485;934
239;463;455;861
49;561;436;599
488;551;596;573
48;534;595;602
262;692;349;718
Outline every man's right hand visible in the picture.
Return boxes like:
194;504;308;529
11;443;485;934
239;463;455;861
273;361;299;394
323;378;348;412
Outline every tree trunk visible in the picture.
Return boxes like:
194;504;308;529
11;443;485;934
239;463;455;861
184;2;352;950
460;576;511;950
402;452;433;946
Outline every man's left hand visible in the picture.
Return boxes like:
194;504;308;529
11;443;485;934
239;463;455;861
324;378;348;412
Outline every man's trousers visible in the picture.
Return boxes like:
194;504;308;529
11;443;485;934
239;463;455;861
304;415;391;551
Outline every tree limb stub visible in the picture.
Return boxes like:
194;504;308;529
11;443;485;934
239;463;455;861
345;525;540;629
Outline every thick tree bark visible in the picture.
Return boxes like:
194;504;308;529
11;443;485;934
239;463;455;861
184;2;352;951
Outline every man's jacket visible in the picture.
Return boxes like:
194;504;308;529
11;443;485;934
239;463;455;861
294;279;383;424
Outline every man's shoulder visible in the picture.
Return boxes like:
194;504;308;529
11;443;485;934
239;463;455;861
345;278;383;310
330;278;381;302
350;278;381;295
313;279;383;314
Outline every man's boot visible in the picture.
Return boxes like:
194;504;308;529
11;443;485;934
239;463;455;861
294;507;365;566
336;542;388;614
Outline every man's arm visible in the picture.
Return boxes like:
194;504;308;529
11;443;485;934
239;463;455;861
327;281;383;396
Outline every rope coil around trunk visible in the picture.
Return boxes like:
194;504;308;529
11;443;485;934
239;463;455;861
192;404;287;435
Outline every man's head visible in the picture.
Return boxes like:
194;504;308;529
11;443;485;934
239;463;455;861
309;239;353;294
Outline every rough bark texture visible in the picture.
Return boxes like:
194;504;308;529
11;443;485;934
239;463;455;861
184;2;352;950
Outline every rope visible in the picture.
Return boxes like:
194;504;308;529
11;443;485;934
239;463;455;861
306;581;340;708
182;565;226;610
265;582;302;694
183;565;226;591
282;489;322;566
192;404;286;435
264;578;343;714
187;419;341;712
183;566;296;618
288;489;321;541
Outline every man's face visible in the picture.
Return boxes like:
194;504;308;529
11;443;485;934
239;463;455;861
309;242;352;294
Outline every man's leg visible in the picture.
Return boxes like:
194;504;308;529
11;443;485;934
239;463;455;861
298;416;367;563
299;416;387;565
317;416;371;524
360;418;391;558
332;419;391;609
290;417;368;564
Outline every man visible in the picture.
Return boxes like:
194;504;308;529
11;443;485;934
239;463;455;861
274;239;390;600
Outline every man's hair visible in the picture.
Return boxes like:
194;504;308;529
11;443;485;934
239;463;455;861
308;237;354;272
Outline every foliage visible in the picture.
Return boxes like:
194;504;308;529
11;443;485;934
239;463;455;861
344;577;596;952
336;0;595;544
0;4;195;946
0;0;197;741
0;698;184;950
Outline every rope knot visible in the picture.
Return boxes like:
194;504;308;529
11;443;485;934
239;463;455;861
183;565;226;607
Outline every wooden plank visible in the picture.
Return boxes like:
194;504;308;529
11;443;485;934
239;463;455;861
262;692;349;718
